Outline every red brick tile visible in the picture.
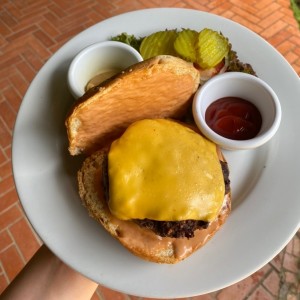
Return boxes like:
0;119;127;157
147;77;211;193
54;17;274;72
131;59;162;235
0;230;13;252
256;2;282;19
1;10;18;28
286;238;295;255
20;2;47;20
277;0;291;8
277;40;296;55
9;218;41;262
232;5;261;24
292;234;300;256
0;203;23;231
0;34;7;49
0;54;22;73
285;52;299;66
268;30;292;48
9;71;29;98
178;0;209;11
168;1;188;8
12;17;44;37
67;1;97;17
0;102;16;131
289;36;300;47
228;0;257;14
258;10;284;29
39;19;60;38
206;0;224;9
2;86;22;113
293;63;300;75
16;60;36;83
0;244;24;281
0;77;11;93
0;160;12;181
57;12;91;34
3;2;20;20
247;286;274;300
6;25;38;43
250;264;271;284
210;2;233;16
0;19;11;36
262;270;280;296
261;19;288;39
151;0;186;6
285;271;298;286
217;275;257;299
48;2;68;18
4;145;11;161
55;25;86;44
282;12;300;27
49;41;65;54
221;10;235;19
254;0;274;10
27;36;52;61
0;149;7;165
0;273;9;295
231;15;262;33
43;11;60;27
21;48;44;71
270;251;284;271
283;252;299;272
33;29;55;48
108;1;142;16
0;188;18;213
0;174;15;197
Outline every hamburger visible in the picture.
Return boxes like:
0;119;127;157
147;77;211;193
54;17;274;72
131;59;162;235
65;55;231;263
78;119;230;264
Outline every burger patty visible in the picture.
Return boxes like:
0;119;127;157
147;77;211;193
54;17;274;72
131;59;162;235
103;155;230;239
135;218;209;239
221;160;231;195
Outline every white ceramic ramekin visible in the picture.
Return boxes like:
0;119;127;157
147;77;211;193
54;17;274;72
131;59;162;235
192;72;281;150
68;41;143;99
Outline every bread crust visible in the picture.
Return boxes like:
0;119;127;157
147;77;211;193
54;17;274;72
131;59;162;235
78;138;231;264
66;55;200;155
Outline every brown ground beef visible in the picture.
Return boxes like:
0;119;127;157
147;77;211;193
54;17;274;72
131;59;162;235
135;218;209;238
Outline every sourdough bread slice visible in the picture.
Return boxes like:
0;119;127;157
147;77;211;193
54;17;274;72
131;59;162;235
66;55;200;155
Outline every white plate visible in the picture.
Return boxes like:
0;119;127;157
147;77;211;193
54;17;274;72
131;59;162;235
12;8;300;298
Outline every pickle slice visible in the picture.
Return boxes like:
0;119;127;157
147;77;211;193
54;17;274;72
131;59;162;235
196;28;229;69
174;29;198;62
140;30;178;59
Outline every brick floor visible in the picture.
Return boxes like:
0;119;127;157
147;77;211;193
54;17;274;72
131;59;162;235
0;0;300;299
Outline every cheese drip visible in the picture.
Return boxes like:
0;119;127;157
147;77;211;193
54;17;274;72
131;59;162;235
108;119;225;222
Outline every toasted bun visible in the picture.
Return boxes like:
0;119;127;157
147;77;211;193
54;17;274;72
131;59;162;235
78;140;231;264
66;55;200;155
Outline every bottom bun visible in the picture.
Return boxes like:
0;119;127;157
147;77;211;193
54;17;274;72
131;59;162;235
78;148;231;264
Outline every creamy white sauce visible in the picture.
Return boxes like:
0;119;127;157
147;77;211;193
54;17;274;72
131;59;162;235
85;69;120;91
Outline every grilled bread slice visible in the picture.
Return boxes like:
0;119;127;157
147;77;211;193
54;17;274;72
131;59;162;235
66;55;200;155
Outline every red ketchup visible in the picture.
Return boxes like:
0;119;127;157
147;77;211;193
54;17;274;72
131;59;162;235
205;97;262;140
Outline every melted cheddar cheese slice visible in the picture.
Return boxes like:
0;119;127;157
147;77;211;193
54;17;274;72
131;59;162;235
108;119;225;222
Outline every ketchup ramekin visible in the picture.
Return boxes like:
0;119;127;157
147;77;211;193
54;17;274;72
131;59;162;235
192;72;282;150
